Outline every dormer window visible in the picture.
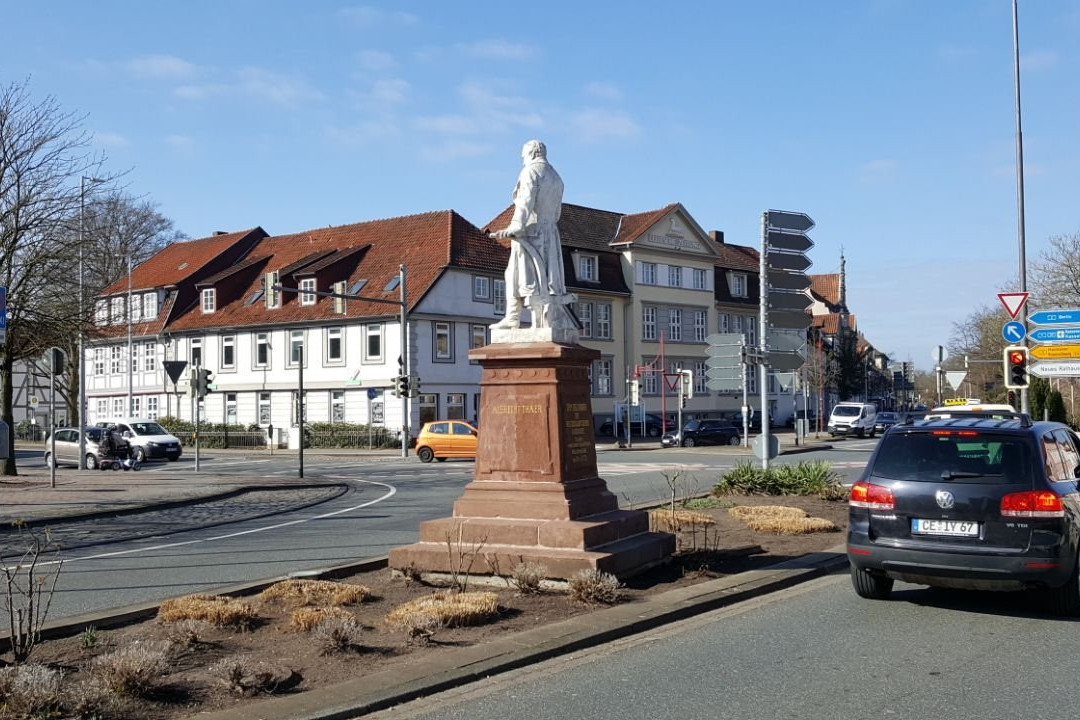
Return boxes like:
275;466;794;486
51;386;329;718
110;297;124;324
142;292;158;319
729;272;747;297
201;288;216;313
300;278;316;306
577;254;597;283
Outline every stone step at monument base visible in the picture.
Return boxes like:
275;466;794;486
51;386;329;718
389;531;675;581
418;510;651;550
451;478;620;521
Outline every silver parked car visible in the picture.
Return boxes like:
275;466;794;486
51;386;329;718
43;427;108;469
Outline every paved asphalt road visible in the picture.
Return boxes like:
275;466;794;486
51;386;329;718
13;438;878;621
370;571;1080;720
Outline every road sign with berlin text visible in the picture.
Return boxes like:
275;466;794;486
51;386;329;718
1028;309;1080;326
1030;327;1080;344
1030;344;1080;360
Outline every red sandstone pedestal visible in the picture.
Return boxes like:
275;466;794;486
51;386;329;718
389;342;674;580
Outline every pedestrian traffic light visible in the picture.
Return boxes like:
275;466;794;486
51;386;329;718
394;374;409;398
196;368;214;398
1007;390;1017;409
1003;346;1029;390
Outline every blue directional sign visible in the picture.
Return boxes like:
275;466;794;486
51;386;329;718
1028;309;1080;326
367;387;379;400
1002;321;1026;343
1030;327;1080;344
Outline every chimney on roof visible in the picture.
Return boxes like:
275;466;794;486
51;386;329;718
213;230;229;236
709;231;725;244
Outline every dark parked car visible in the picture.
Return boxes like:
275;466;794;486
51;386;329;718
597;413;666;438
872;411;901;435
661;419;741;448
848;416;1080;615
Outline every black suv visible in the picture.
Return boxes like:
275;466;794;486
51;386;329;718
848;416;1080;615
661;419;741;448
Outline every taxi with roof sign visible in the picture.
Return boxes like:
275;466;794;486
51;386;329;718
848;415;1080;615
924;398;1020;421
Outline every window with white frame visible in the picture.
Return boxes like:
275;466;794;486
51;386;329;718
493;279;506;314
692;268;707;290
596;303;612;339
190;338;202;368
255;333;270;368
447;393;465;420
641;262;657;285
143;341;156;371
694;361;708;394
143;292;158;319
221;335;236;369
668;308;682;342
131;343;139;373
131;295;142;323
226;393;238;424
331;391;345;423
747;366;758;393
111;297;124;324
298;278;315;306
643;369;657;395
96;399;108;419
668;265;682;287
289;330;304;366
731;273;747;297
112;398;124;415
326;327;343;363
201;288;216;313
595;359;612;396
364;324;383;362
578;302;593;339
95;300;108;325
110;346;122;374
719;313;729;333
258;392;271;425
93;348;105;376
131;396;141;416
434;322;453;361
578;255;597;282
643;306;657;340
473;276;490;301
147;396;158;419
470;325;487;359
694;310;708;342
748;316;758;345
732;315;744;335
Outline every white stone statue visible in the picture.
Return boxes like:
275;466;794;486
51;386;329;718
489;140;578;343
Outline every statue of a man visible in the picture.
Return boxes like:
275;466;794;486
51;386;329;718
490;140;574;331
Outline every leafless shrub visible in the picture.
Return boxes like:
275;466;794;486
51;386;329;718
65;675;125;719
89;641;172;697
399;562;422;585
445;527;488;592
157;594;257;629
165;618;210;647
0;663;63;717
313;616;365;654
259;579;371;607
210;656;294;696
1;523;63;663
568;569;622;605
289;606;354;633
509;562;546;595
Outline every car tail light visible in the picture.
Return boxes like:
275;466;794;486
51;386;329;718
1000;491;1065;518
850;481;895;510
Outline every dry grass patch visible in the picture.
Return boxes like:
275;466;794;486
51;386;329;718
742;515;840;535
259;579;371;607
728;505;808;520
158;593;258;629
90;641;172;697
649;509;716;532
385;591;499;632
289;606;355;633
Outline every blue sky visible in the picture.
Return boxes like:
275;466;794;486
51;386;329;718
6;1;1079;370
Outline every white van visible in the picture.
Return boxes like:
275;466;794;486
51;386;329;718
95;418;183;463
828;402;878;438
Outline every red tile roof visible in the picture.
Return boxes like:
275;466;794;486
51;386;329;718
809;274;841;308
611;204;680;246
715;243;758;272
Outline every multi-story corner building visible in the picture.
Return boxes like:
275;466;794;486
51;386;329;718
86;203;798;441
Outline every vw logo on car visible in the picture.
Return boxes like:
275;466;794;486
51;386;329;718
935;490;955;509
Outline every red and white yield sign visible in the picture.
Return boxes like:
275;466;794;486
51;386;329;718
998;292;1030;319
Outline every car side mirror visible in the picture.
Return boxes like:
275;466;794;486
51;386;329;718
1074;465;1080;479
123;431;132;439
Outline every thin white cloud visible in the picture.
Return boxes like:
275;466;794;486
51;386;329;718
857;158;896;185
458;82;542;128
937;45;975;63
368;78;410;107
236;67;323;106
568;108;641;143
457;39;536;61
128;54;198;80
174;83;227;101
584;82;622;101
413;114;479;135
358;50;396;71
339;6;418;27
419;140;493;163
325;120;402;148
1020;50;1058;71
165;135;195;150
94;131;129;148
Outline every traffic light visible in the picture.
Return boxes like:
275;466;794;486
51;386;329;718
1003;346;1029;390
188;368;198;398
410;375;421;398
193;368;214;399
1007;390;1017;409
394;375;410;398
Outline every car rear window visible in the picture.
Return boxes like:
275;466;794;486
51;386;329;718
871;431;1033;484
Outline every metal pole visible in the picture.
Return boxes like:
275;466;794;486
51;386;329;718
741;344;749;448
399;264;409;459
1012;0;1030;416
759;212;771;470
49;370;56;489
127;254;133;415
195;366;201;473
78;178;86;470
368;394;373;450
298;343;304;478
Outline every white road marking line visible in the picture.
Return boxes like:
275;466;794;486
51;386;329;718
27;479;396;568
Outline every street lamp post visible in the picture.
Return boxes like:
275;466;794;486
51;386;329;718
127;253;133;416
78;176;104;470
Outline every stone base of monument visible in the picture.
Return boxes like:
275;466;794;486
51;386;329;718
389;342;674;581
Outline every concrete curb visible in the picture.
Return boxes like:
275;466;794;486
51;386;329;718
187;548;848;720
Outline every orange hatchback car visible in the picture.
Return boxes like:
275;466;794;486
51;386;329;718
415;420;478;462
